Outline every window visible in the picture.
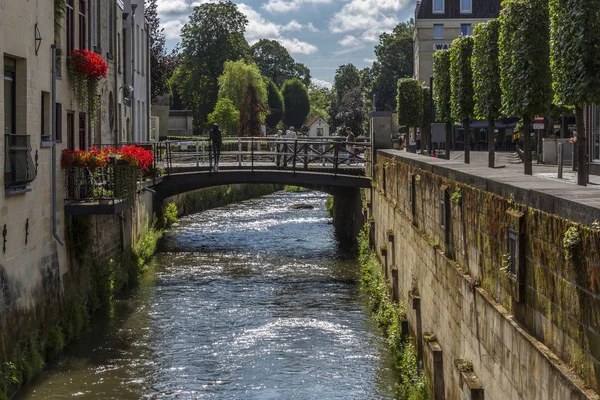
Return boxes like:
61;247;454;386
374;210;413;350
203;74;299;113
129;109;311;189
117;32;121;73
41;92;51;142
79;0;86;49
66;0;75;54
4;57;16;135
440;195;446;227
461;0;472;13
78;113;86;150
56;103;63;142
136;25;140;74
433;0;444;13
461;24;472;36
67;112;75;150
508;228;517;275
94;0;101;51
106;0;113;56
433;24;444;39
317;128;323;137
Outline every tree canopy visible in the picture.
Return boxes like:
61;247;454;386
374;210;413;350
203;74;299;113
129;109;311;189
336;87;365;135
265;78;284;129
217;60;267;110
175;1;250;128
207;98;239;136
250;39;311;87
396;78;423;129
238;84;269;137
333;64;361;103
281;78;310;128
472;19;501;121
307;84;333;121
433;50;452;123
449;35;475;124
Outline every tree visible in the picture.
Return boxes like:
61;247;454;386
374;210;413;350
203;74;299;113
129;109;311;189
396;78;423;142
208;98;239;136
265;79;284;129
371;20;414;111
499;0;552;175
333;64;361;103
472;19;502;168
218;60;267;110
433;49;452;160
281;78;310;128
450;35;475;164
421;86;432;155
550;0;600;185
307;84;334;121
238;84;269;137
336;87;365;135
176;1;250;128
250;39;311;87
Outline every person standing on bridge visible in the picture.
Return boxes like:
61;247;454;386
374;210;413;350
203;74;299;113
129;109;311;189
345;127;355;165
210;123;222;172
285;126;297;166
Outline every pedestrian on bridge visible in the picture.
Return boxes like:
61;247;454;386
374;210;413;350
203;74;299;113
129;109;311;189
210;123;222;172
284;126;297;166
345;127;355;165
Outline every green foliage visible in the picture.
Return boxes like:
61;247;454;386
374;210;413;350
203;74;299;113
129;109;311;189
218;60;267;110
499;0;552;118
325;196;334;217
265;79;284;129
336;87;365;135
433;50;452;123
180;184;280;215
44;326;65;359
238;84;270;137
163;202;179;228
449;35;475;123
472;19;502;120
333;64;362;104
550;0;600;108
54;0;66;35
421;86;432;133
176;1;250;128
308;84;333;121
451;187;462;205
250;39;311;87
284;185;309;192
563;226;581;261
132;218;163;268
281;78;310;128
208;98;239;136
396;78;423;128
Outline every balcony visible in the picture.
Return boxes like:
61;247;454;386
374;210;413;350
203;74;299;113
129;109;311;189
5;134;37;193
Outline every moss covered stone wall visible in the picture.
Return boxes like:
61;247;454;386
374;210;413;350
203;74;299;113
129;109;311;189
371;151;600;399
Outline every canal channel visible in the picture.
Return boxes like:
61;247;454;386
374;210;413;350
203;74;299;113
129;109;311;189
17;190;397;399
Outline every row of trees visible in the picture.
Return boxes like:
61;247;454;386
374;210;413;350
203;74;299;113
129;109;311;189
432;0;600;185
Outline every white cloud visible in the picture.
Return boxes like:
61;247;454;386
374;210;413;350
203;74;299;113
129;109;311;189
306;22;320;32
162;19;185;40
363;58;377;63
157;0;191;16
282;20;303;32
263;0;332;14
332;46;365;56
312;78;333;89
278;37;318;55
339;35;362;47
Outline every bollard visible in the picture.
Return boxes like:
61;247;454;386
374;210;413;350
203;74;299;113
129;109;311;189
558;142;563;179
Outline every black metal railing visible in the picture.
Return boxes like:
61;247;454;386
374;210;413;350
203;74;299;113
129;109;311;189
5;134;37;188
156;137;371;176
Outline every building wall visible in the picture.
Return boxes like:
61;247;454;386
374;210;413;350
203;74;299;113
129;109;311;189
371;150;600;398
308;119;330;137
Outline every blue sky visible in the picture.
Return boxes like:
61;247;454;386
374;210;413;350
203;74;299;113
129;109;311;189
157;0;416;88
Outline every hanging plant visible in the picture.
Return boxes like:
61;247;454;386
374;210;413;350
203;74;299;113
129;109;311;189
67;49;108;124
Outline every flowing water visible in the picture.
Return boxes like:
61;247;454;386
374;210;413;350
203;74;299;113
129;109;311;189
17;191;396;399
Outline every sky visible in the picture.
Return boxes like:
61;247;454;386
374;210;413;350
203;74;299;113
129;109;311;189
157;0;416;88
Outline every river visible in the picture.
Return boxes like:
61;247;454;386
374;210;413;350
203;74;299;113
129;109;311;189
17;190;396;399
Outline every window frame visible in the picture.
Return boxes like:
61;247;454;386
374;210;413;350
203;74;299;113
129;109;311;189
461;24;472;36
460;0;472;14
56;103;63;142
4;58;16;135
78;0;86;50
66;0;75;55
433;0;444;14
433;24;444;40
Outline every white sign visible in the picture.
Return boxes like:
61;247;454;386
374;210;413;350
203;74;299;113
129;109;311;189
433;43;452;51
533;123;545;130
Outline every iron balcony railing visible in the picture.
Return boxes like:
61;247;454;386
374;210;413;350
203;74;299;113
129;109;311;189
5;134;37;188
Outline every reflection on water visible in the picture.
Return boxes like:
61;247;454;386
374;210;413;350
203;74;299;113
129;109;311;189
17;191;395;399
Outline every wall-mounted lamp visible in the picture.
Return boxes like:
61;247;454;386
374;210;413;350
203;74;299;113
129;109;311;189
35;23;42;56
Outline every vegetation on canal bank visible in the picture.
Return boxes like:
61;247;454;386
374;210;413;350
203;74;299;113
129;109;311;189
358;224;431;400
326;196;334;217
283;185;310;192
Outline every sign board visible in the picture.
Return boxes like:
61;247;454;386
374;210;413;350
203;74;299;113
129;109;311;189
534;115;544;124
533;123;545;130
433;43;452;51
431;123;447;142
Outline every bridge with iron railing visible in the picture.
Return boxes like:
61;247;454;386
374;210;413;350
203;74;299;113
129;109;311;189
64;137;372;214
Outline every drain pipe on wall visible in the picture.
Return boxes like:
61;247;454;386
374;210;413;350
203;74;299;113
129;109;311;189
51;45;66;246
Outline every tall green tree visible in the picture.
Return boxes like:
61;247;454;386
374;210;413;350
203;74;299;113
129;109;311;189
397;78;423;142
499;0;552;175
450;35;475;164
336;87;365;135
281;78;310;128
371;20;414;111
176;1;250;128
217;60;267;110
208;98;239;136
265;79;284;129
550;0;600;185
250;39;311;87
238;84;270;137
307;84;333;121
433;50;452;159
333;64;361;103
472;19;502;168
421;86;432;154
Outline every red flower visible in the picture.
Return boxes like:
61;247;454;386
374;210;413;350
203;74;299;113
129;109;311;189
61;146;153;172
68;49;108;80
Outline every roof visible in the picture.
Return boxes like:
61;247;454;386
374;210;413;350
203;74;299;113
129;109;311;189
416;0;501;20
306;116;328;127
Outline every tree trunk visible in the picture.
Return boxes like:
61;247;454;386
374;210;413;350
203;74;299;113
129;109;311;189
575;106;587;186
523;115;532;175
445;121;452;160
488;117;495;168
464;118;470;164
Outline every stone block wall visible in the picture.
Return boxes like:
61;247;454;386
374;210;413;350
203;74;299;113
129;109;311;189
371;151;600;399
